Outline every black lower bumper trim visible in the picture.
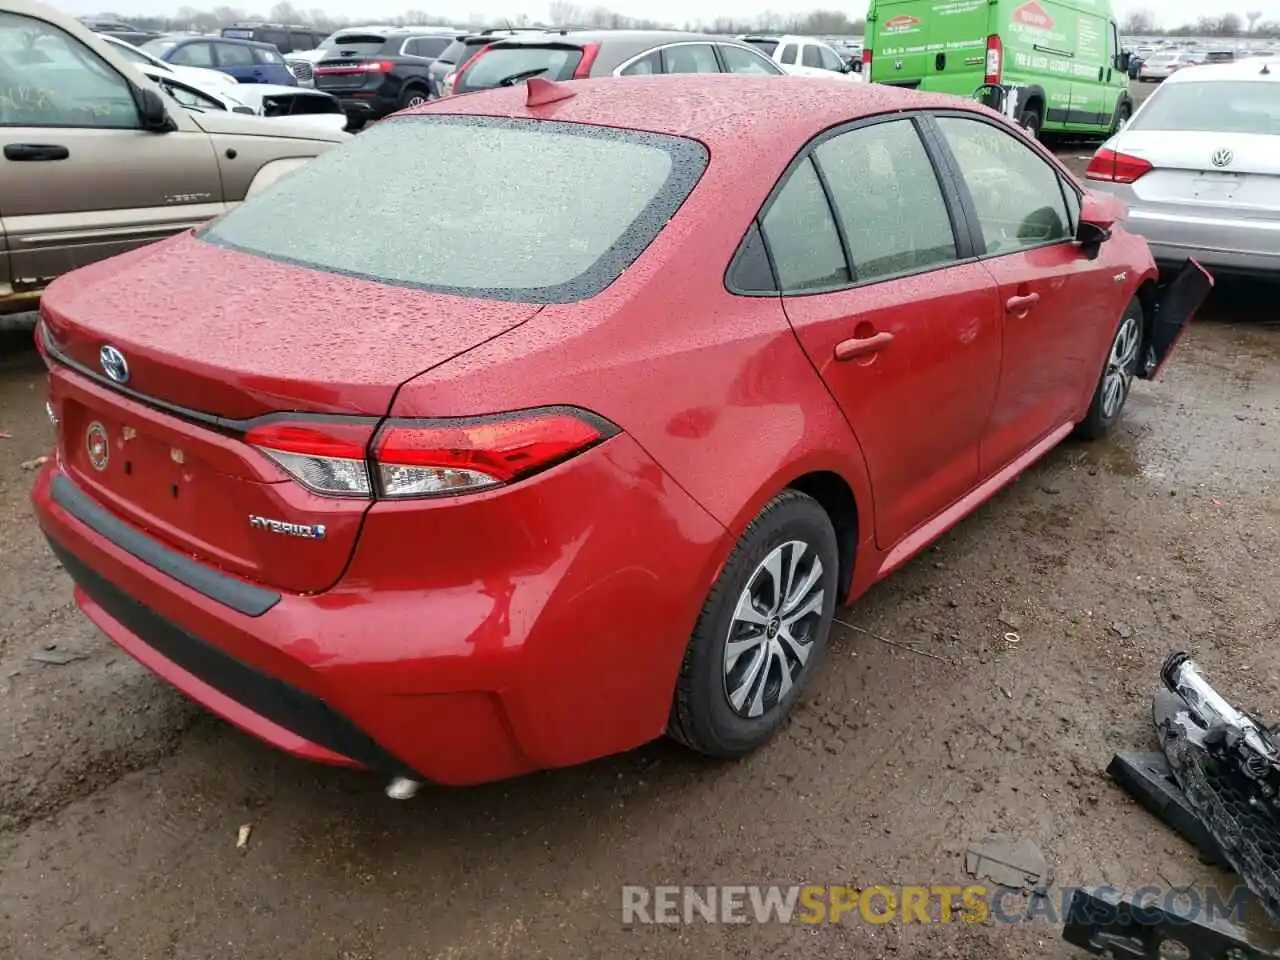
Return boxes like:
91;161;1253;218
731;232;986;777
50;473;279;617
48;536;418;778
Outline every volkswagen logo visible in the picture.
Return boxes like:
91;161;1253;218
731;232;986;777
1210;148;1234;169
86;421;110;472
99;344;129;384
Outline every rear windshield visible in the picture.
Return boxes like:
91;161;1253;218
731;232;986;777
221;28;254;39
1131;81;1280;135
201;117;708;302
455;45;583;91
320;34;388;57
742;38;778;55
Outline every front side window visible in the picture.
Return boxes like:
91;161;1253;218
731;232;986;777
662;44;719;74
259;29;287;50
935;116;1070;256
818;45;845;72
170;42;215;67
252;46;283;64
801;44;822;68
289;31;312;51
778;43;797;65
0;12;139;129
718;43;779;74
816;119;958;282
202;117;708;303
761;158;849;292
216;43;256;67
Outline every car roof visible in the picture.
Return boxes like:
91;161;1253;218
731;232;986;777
486;29;750;47
173;35;277;49
410;74;995;152
1164;58;1279;83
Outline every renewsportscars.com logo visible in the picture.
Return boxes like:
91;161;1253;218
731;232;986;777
621;884;1251;926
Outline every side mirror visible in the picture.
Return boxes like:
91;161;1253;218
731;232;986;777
1076;190;1124;257
1119;51;1132;70
135;85;174;132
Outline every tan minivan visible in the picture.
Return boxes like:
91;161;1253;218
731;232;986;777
0;0;347;313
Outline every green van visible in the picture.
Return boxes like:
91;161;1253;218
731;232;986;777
863;0;1133;138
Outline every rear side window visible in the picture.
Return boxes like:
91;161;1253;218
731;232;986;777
815;119;957;282
662;44;719;74
801;44;822;68
619;50;661;75
289;31;312;50
761;159;849;292
258;28;287;50
407;36;450;58
456;45;583;90
202;117;708;303
778;43;797;65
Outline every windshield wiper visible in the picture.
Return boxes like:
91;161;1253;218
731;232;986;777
495;67;549;87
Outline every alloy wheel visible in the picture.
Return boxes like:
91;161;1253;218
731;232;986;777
1102;314;1140;419
722;540;825;719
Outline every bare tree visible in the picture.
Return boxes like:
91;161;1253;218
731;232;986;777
1248;10;1262;32
1121;9;1156;34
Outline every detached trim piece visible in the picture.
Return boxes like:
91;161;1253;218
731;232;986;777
50;473;280;617
47;539;418;778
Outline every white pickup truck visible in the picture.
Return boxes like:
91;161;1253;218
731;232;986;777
738;34;862;81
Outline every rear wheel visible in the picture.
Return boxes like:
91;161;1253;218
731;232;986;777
1075;297;1143;440
1112;101;1132;135
1018;108;1042;140
398;86;429;109
667;490;838;758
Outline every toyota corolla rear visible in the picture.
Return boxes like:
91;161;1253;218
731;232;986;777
31;107;726;786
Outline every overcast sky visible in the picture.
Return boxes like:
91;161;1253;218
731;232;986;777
51;0;1280;29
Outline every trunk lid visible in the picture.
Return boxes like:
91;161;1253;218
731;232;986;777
40;233;541;594
1117;130;1280;218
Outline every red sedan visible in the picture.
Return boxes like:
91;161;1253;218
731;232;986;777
31;75;1209;788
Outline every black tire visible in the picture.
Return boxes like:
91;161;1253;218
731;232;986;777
1018;108;1042;140
1075;297;1144;441
398;86;430;110
667;490;839;758
1111;101;1132;135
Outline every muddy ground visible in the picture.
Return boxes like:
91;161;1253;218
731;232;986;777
1;145;1277;960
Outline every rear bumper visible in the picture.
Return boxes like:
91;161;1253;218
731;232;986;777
32;434;725;785
1090;184;1280;276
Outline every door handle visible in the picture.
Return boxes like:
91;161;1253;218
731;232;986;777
4;143;69;161
1005;293;1040;314
834;330;894;361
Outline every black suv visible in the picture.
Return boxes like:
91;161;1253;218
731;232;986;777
312;27;461;127
220;22;328;54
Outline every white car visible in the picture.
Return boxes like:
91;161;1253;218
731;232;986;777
137;63;351;135
1085;56;1280;277
99;33;238;88
738;34;861;82
1138;50;1199;82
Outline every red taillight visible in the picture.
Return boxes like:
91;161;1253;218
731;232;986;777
1085;147;1153;184
572;41;600;78
373;410;610;498
245;420;375;497
313;59;394;75
245;408;614;500
985;34;1003;85
861;47;872;81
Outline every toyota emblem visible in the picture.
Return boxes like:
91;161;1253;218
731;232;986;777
86;421;110;472
1210;148;1234;168
99;344;129;384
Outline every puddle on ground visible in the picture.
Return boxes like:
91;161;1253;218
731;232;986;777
1074;438;1144;478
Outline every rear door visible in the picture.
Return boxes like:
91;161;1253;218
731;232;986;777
931;113;1121;474
0;10;224;288
769;116;1003;551
868;0;988;92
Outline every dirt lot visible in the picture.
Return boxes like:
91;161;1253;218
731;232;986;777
1;130;1277;959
